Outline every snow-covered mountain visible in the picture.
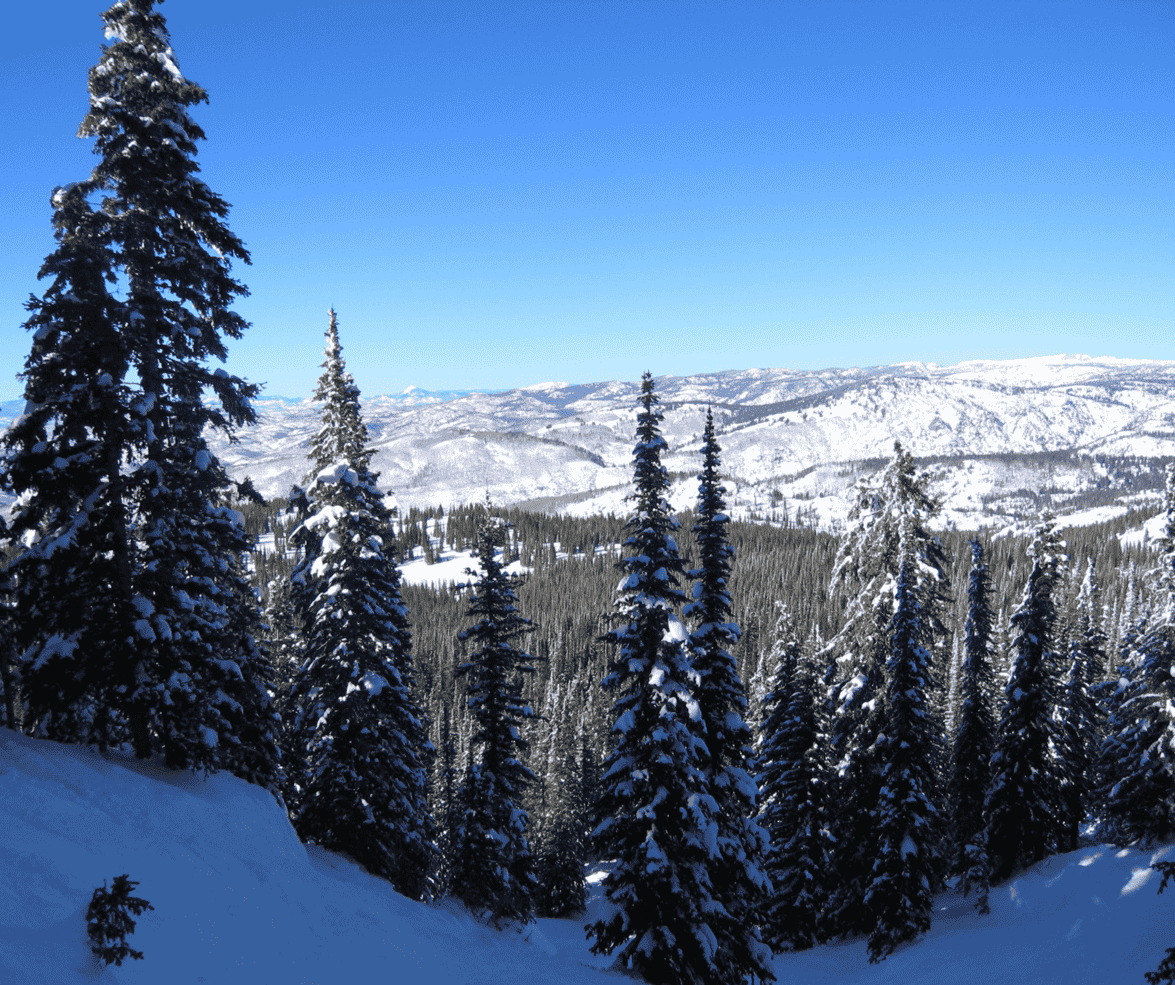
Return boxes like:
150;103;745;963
4;355;1173;529
205;354;1175;530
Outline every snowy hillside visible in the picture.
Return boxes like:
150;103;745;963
4;355;1175;528
1;728;1173;985
194;354;1175;527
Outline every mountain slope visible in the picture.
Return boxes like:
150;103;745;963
210;355;1175;527
0;729;1172;984
4;355;1175;526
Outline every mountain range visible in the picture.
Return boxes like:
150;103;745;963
4;354;1175;531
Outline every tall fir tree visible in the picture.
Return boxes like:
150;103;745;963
684;409;774;983
429;700;461;899
863;523;944;962
984;513;1067;883
587;372;726;985
534;743;590;918
755;603;831;953
2;0;277;784
1057;559;1106;852
0;536;16;729
450;516;542;925
307;309;370;477
821;442;950;940
949;538;996;902
1098;464;1175;845
286;311;435;900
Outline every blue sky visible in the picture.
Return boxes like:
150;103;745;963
2;0;1171;401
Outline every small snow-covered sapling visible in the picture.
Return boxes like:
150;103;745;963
86;874;154;967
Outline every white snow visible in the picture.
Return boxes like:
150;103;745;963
180;355;1175;527
1120;511;1168;550
399;547;531;588
359;671;389;696
1;730;1173;984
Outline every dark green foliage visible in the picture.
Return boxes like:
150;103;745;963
822;442;950;941
451;518;542;925
1056;560;1106;853
2;0;277;785
1099;465;1175;846
308;309;371;478
87;874;153;967
984;514;1067;883
533;745;590;917
865;544;944;962
286;313;435;899
685;409;774;983
1145;861;1175;984
949;539;996;901
587;373;724;985
756;605;830;952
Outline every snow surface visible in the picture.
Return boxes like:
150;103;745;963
1;729;1173;984
398;547;532;588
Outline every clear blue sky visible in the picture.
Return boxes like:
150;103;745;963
2;0;1172;402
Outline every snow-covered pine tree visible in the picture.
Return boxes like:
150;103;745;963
3;1;278;780
755;603;830;953
984;513;1067;883
684;409;773;983
2;181;138;749
863;520;944;962
537;743;589;918
587;372;728;985
0;544;14;729
429;700;460;898
1056;559;1106;852
307;309;369;478
286;311;435;900
821;442;950;940
450;516;541;925
948;539;996;901
1098;464;1175;845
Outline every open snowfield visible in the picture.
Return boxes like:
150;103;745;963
0;729;1172;984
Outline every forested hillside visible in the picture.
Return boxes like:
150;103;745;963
3;2;1175;983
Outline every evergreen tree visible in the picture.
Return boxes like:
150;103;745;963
0;543;15;729
1056;559;1106;852
2;0;277;782
587;373;728;985
1098;464;1175;844
536;744;589;918
821;442;950;940
286;311;435;900
1144;860;1175;984
308;310;370;476
429;700;460;898
949;539;996;903
864;528;944;961
1;182;134;749
984;513;1067;883
684;409;773;983
450;517;541;925
755;603;830;953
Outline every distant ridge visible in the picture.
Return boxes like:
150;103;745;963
5;356;1175;531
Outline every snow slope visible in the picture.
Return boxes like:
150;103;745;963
3;355;1175;528
196;353;1175;528
1;729;1173;984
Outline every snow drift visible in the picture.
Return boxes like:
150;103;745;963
0;728;1172;984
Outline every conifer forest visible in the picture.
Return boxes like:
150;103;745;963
2;3;1175;984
